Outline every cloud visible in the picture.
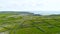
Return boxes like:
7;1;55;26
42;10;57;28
0;0;60;11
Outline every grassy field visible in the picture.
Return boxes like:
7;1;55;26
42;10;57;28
0;12;60;34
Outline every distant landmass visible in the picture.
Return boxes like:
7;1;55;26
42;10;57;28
0;11;41;16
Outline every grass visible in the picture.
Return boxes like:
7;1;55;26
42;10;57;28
10;27;44;34
0;13;60;34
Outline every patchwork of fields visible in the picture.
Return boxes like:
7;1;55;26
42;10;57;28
0;13;60;34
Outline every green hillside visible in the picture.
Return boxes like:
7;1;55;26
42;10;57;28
0;12;60;34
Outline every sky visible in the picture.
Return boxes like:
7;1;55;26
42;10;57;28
0;0;60;15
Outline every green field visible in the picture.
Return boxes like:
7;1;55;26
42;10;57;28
0;12;60;34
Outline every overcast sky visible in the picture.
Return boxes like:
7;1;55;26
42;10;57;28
0;0;60;15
